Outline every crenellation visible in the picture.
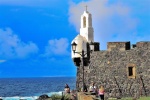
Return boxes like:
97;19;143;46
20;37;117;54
107;41;130;51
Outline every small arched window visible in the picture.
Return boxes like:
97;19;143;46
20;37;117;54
83;16;86;28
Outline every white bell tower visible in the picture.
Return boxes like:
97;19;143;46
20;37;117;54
80;6;94;42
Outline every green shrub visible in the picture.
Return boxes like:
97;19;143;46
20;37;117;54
138;97;150;100
50;94;62;100
50;93;73;100
112;97;150;100
63;93;72;100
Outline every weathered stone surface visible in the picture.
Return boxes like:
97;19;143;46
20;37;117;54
75;42;150;98
77;92;94;100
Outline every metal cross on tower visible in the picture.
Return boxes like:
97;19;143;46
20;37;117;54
85;5;88;11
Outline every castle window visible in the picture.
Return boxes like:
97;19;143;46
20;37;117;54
127;64;136;79
128;67;133;76
83;16;86;28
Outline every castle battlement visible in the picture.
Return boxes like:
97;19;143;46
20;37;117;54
107;41;130;51
107;41;150;51
136;41;150;48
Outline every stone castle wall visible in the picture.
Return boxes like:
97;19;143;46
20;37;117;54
76;42;150;98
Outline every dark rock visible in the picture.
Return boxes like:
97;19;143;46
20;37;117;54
38;94;49;100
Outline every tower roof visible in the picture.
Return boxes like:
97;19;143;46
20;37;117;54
71;34;87;43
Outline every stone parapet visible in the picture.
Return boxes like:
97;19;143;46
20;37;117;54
107;41;130;51
136;41;150;49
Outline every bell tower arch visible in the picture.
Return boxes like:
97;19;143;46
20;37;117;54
83;16;86;28
80;6;94;42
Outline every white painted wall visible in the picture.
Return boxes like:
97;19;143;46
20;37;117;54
71;10;94;58
71;35;87;58
80;11;94;42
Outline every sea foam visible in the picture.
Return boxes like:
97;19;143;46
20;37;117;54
0;91;62;100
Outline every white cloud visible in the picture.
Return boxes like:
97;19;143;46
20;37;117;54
69;0;148;49
0;60;6;63
44;38;70;56
0;28;39;59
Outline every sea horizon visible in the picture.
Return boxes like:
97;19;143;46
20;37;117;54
0;77;76;98
0;76;76;79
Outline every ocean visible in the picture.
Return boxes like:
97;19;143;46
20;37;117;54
0;77;76;100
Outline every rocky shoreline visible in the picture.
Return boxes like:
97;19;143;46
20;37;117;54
37;90;77;100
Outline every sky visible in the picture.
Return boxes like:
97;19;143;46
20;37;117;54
0;0;149;78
